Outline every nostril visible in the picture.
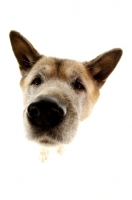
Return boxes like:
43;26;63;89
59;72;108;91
48;105;67;118
49;108;62;118
48;108;59;117
27;105;40;118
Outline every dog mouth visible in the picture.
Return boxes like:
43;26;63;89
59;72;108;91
39;137;59;145
40;139;51;144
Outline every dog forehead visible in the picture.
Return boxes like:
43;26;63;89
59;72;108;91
31;56;91;80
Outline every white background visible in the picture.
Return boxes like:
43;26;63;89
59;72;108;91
0;0;132;199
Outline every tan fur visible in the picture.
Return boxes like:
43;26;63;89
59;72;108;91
9;30;123;160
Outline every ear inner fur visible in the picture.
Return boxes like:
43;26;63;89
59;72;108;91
9;31;41;76
84;48;123;88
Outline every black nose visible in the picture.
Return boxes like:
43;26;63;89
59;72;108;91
27;96;67;129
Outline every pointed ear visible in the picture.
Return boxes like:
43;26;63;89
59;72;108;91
9;31;41;76
84;48;123;88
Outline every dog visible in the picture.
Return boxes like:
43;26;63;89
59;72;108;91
9;31;122;161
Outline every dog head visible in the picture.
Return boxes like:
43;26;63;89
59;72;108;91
9;31;122;146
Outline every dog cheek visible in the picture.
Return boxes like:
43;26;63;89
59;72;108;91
58;111;79;144
64;103;80;143
79;93;92;121
22;109;34;140
22;86;37;108
23;108;39;141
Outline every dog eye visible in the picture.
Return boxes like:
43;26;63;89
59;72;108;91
72;79;85;91
31;77;42;86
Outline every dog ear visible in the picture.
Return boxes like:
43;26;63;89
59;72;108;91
9;31;41;76
84;48;123;88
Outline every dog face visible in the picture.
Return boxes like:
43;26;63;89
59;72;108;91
9;31;122;146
